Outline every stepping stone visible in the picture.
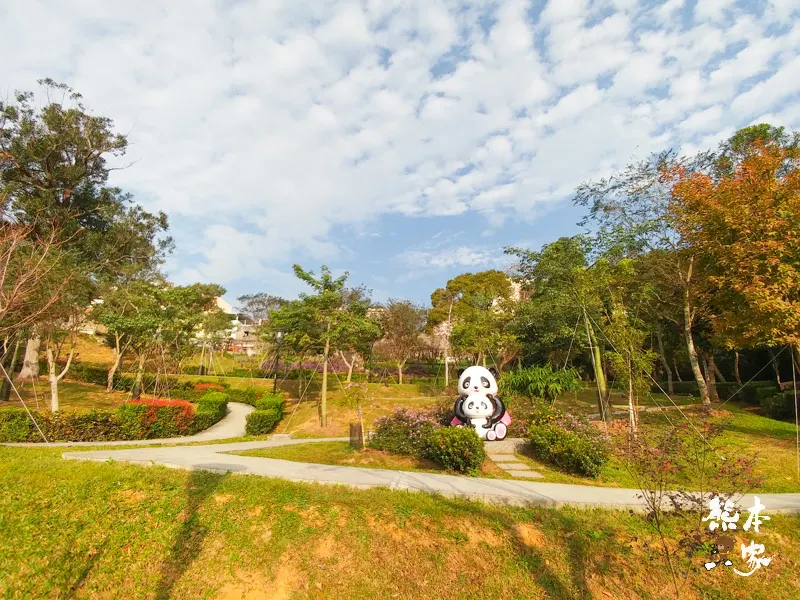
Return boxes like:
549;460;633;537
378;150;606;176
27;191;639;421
497;462;531;471
506;470;544;479
488;454;518;462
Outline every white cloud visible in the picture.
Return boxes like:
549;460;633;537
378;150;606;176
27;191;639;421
2;0;798;298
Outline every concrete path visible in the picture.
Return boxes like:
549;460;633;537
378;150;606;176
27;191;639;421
62;437;800;513
2;402;255;448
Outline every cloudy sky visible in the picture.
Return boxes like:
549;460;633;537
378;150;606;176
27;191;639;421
3;0;799;308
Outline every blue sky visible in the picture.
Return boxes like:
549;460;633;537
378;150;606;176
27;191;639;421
3;0;799;308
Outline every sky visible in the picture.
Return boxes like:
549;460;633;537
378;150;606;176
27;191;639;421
2;0;799;309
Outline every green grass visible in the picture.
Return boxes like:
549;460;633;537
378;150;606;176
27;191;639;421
230;441;510;479
2;446;799;599
2;379;130;412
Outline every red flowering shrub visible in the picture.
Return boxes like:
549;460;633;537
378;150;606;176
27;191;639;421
194;383;225;392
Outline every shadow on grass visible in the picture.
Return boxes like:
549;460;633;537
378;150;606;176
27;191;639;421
65;538;110;599
154;469;229;600
434;496;612;600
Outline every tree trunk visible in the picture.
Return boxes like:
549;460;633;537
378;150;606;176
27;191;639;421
482;355;487;368
339;351;355;384
734;351;743;385
47;347;59;412
673;359;683;382
132;353;146;399
107;334;124;393
656;325;674;395
0;334;22;401
712;355;726;382
584;310;610;422
768;348;782;386
701;353;719;402
683;290;709;405
628;352;637;436
397;359;406;385
321;324;330;428
17;334;41;381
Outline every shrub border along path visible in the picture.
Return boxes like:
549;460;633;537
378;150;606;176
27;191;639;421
59;437;800;513
1;402;255;447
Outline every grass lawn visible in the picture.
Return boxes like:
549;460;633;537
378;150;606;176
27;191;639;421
4;379;131;412
514;405;800;493
230;441;510;479
2;446;799;599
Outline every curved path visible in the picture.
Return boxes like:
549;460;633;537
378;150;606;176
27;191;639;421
2;402;255;448
62;437;800;513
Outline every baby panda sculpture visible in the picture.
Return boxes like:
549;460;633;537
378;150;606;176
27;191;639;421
451;366;511;441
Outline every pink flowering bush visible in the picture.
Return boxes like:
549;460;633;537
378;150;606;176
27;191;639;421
370;408;441;457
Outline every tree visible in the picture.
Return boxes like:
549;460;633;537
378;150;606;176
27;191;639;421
428;270;514;382
236;293;287;323
506;237;614;420
266;265;378;427
574;150;716;405
378;299;427;385
670;138;800;364
1;79;171;381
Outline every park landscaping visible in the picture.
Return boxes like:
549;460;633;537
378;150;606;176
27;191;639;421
2;445;800;600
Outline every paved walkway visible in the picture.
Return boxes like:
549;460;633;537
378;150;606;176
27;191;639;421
2;402;255;447
62;437;800;513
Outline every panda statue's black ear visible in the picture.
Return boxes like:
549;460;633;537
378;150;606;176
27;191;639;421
457;368;466;378
488;366;498;378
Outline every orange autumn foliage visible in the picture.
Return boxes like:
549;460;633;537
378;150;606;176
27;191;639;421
668;142;800;350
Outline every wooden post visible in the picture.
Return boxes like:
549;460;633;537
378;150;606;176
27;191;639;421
349;423;364;450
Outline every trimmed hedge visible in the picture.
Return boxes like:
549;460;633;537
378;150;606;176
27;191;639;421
761;390;798;420
526;403;610;477
245;409;281;435
192;392;229;433
255;394;285;415
422;426;485;474
650;381;700;395
716;381;778;404
0;393;231;442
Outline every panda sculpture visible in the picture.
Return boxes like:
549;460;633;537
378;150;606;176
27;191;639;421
450;366;511;441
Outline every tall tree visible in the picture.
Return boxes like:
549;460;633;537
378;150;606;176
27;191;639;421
378;299;428;384
574;150;715;405
236;293;287;323
266;266;378;427
670;137;800;363
506;237;614;419
1;79;171;382
428;270;514;382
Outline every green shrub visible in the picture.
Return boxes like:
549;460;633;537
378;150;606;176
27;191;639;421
0;409;33;442
191;391;229;432
369;408;440;457
499;365;582;402
245;409;281;435
255;394;285;415
526;404;610;477
423;426;485;474
761;390;797;420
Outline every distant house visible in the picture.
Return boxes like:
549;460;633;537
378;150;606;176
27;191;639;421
213;297;260;356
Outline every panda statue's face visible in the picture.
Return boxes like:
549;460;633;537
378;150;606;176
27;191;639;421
458;365;499;396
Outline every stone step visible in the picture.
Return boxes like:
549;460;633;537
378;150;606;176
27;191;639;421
487;454;518;462
506;470;544;479
497;462;531;471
